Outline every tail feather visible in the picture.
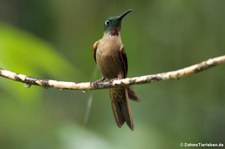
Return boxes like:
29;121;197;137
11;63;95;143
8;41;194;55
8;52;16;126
111;97;125;127
110;88;134;130
127;87;141;102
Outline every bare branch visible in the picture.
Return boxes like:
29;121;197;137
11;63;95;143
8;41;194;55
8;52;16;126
0;55;225;90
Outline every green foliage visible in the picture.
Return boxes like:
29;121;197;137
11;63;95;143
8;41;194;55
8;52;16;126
0;23;81;101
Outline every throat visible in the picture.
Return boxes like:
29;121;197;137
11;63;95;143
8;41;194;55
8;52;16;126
110;28;120;36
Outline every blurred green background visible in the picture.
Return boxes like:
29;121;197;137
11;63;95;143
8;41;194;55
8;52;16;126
0;0;225;149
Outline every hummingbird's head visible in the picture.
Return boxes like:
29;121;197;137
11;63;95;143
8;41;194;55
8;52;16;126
104;9;132;36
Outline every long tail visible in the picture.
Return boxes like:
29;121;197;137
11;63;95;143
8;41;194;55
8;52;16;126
109;87;140;130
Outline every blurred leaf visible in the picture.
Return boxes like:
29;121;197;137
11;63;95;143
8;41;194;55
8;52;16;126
0;23;82;101
58;124;113;149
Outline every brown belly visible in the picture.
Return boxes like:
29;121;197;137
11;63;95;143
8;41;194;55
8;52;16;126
96;51;124;79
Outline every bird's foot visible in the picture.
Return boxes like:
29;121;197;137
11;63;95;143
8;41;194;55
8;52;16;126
92;77;105;88
109;78;116;84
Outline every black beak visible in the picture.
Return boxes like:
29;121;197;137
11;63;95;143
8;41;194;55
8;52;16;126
118;9;132;20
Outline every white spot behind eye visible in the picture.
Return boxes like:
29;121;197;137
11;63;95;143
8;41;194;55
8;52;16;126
105;20;110;25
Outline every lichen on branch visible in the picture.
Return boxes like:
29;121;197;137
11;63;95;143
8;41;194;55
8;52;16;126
0;55;225;90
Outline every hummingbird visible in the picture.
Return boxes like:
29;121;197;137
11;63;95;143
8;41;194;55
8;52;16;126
93;9;140;130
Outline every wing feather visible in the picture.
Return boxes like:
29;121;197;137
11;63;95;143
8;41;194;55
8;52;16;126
93;41;99;63
119;46;128;78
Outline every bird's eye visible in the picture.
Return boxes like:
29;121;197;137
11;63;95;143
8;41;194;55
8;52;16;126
104;20;110;25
